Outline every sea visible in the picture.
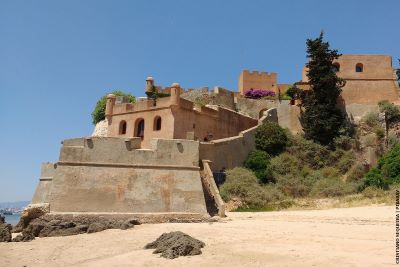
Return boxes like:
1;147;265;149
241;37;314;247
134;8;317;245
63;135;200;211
3;214;21;226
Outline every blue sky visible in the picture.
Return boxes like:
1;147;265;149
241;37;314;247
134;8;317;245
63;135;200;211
0;0;399;202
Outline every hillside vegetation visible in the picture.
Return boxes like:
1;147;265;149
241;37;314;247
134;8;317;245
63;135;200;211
221;119;400;211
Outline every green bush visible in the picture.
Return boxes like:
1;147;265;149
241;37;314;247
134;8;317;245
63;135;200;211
334;150;355;174
373;126;385;139
347;163;367;182
91;91;136;125
244;150;273;183
279;94;292;100
362;186;385;198
270;152;302;176
220;167;285;209
314;167;341;179
275;173;316;197
286;135;332;169
362;111;380;128
219;168;261;202
364;144;400;189
334;135;355;151
285;85;302;100
255;121;288;156
310;178;358;197
388;133;400;149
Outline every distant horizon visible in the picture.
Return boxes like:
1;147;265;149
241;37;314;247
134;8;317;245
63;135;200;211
1;0;399;202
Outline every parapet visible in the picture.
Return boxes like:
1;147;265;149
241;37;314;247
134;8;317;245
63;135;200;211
59;137;200;168
241;70;278;78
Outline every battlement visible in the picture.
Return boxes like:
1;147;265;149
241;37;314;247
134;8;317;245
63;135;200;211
241;70;277;78
239;70;279;95
59;137;200;168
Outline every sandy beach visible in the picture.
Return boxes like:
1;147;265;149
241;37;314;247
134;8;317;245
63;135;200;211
0;205;394;267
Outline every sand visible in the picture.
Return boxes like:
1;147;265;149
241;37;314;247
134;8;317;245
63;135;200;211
0;205;394;267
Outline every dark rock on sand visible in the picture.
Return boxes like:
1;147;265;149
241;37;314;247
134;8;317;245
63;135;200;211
119;218;140;230
9;214;140;242
12;230;35;242
0;223;12;242
87;222;108;234
145;231;205;259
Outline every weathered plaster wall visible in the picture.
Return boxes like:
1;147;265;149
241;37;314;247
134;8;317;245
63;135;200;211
209;87;236;110
32;138;208;215
31;163;56;204
172;102;257;142
49;166;206;213
301;55;399;105
239;70;278;95
276;101;303;134
107;107;175;148
199;126;257;172
341;80;398;105
236;97;278;118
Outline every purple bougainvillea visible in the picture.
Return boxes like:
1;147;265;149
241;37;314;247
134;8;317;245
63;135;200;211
244;89;276;99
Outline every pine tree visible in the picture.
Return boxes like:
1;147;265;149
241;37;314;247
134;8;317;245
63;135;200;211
301;32;347;146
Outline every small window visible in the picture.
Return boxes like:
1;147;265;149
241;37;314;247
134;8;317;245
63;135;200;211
356;63;363;72
119;120;127;135
332;63;340;72
153;116;161;131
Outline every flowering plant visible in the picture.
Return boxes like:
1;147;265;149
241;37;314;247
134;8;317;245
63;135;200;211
244;89;276;99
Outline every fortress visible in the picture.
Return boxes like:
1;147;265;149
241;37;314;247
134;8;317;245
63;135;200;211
31;54;399;220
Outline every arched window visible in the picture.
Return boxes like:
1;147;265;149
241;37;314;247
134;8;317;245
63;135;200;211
332;63;340;72
119;120;127;135
355;63;363;72
135;118;145;139
153;116;162;131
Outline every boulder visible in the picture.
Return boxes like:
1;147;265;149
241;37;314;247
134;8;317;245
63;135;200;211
13;203;50;233
145;231;205;259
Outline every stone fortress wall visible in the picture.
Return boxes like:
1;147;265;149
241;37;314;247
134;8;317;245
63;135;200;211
300;55;400;105
32;137;208;215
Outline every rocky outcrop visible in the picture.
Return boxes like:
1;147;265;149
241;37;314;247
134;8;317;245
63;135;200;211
11;215;140;242
13;203;50;233
0;221;12;242
145;231;205;259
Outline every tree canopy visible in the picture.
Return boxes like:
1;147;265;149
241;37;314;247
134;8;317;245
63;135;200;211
91;91;135;125
301;32;347;146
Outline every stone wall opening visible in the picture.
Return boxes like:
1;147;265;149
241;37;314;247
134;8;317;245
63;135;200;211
135;118;145;139
154;116;162;131
119;120;127;135
356;63;364;72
